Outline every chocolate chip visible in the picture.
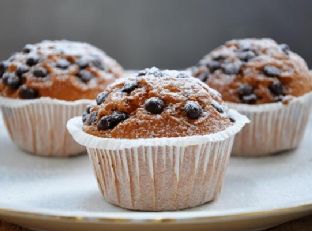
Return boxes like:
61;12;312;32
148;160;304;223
86;111;97;125
184;101;203;119
96;92;109;105
263;65;281;77
237;51;256;62
78;70;93;83
26;56;39;66
97;111;128;130
212;54;226;61
22;45;32;53
121;81;138;93
198;72;209;82
5;73;21;88
82;112;88;123
241;94;257;104
280;43;290;54
237;84;257;104
76;59;89;69
82;105;94;123
84;111;98;125
56;59;70;69
211;101;224;113
144;97;165;114
206;60;221;72
2;73;10;84
237;84;253;97
86;105;93;114
33;67;47;78
137;70;146;76
222;63;241;75
91;59;104;70
89;112;98;124
269;82;284;96
16;65;29;78
0;62;8;78
18;85;38;99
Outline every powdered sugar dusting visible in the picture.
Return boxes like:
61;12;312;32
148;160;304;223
83;68;232;138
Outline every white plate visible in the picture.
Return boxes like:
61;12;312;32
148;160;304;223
0;115;312;231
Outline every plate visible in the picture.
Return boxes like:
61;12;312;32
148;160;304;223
0;114;312;231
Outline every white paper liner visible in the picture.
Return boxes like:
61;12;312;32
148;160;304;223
67;110;248;211
227;92;312;156
0;97;93;156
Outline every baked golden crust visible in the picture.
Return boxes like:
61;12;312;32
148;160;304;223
192;38;312;104
83;68;232;138
0;40;123;100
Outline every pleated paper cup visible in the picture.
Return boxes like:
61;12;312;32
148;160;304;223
228;92;312;156
0;97;93;156
67;110;249;211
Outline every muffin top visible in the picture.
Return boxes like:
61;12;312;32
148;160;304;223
82;67;233;139
192;38;312;104
0;40;123;100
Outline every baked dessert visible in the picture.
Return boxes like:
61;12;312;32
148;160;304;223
192;38;312;155
67;67;249;211
0;40;123;100
0;40;123;156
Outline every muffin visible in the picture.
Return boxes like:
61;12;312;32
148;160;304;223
67;67;248;211
0;40;123;156
192;38;312;155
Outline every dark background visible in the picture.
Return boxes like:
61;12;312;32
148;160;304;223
0;0;311;69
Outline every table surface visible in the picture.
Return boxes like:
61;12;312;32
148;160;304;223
1;214;312;231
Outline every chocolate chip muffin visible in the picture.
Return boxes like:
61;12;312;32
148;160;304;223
0;40;123;156
0;40;123;101
192;38;312;156
68;67;248;211
192;38;312;104
82;67;233;138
